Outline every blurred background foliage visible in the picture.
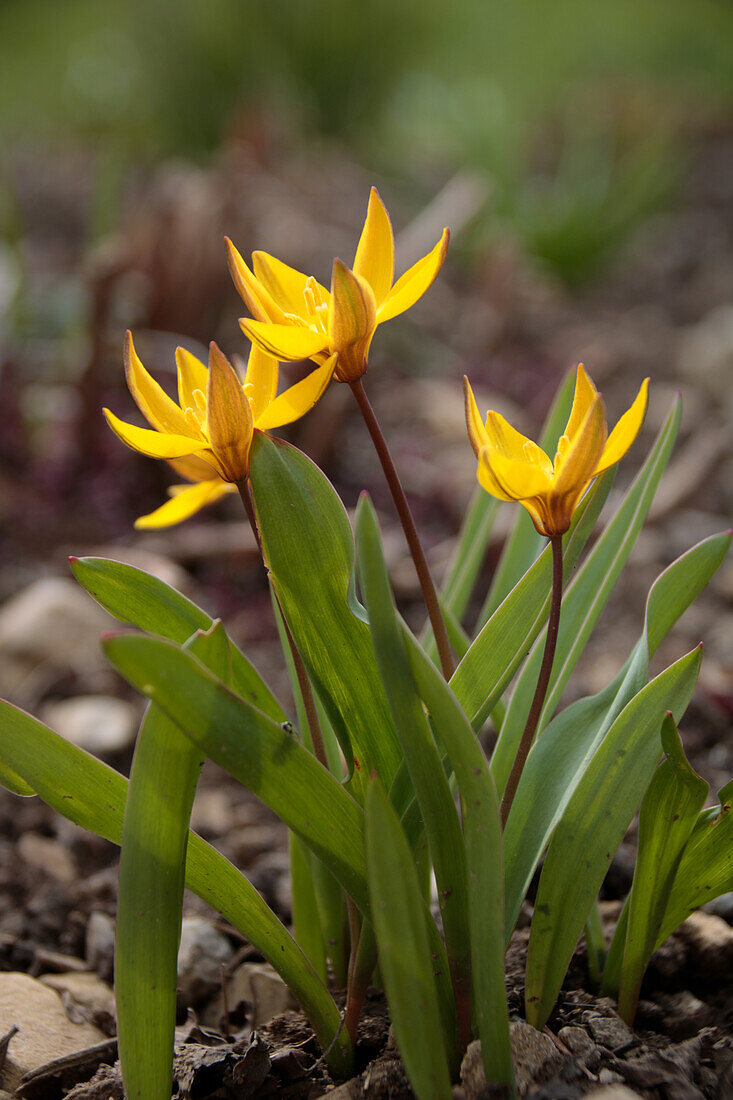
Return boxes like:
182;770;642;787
1;0;732;283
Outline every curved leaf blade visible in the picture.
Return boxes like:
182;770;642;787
70;556;285;720
524;646;702;1028
102;633;369;911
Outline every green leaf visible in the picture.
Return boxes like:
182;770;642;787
102;632;370;912
70;556;285;721
616;715;708;1023
494;398;681;794
365;775;455;1097
503;530;731;938
401;629;513;1089
0;759;34;796
477;368;576;628
116;622;230;1100
451;467;614;730
356;496;471;1030
0;699;352;1076
249;433;402;789
524;646;702;1028
290;834;329;984
655;778;733;944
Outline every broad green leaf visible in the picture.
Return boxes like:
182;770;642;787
356;496;471;1026
365;775;455;1097
616;715;708;1023
451;467;614;730
70;556;285;721
656;777;733;943
494;399;681;793
477;368;576;628
0;700;352;1076
502;530;731;937
102;633;370;912
401;629;513;1090
249;433;402;790
524;646;701;1028
116;623;230;1100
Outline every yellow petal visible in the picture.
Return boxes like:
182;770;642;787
552;396;607;498
252;252;329;319
353;187;394;307
476;454;515;502
104;408;212;460
483;448;553;501
562;364;599;447
206;342;254;482
463;377;489;458
596;378;649;475
329;260;377;382
376;228;449;323
486;411;552;474
225;238;287;323
167;453;219;481
240;318;329;362
256;355;336;430
124;332;197;438
244;345;279;422
135;480;233;529
175;346;209;412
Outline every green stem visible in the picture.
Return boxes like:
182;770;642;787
500;534;563;827
585;898;606;986
349;378;455;680
237;479;329;771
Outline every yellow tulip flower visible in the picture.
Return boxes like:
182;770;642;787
464;366;649;538
104;332;334;528
226;187;449;383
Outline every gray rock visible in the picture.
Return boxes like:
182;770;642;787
583;1087;643;1099
41;695;139;755
461;1023;564;1097
557;1025;601;1071
40;971;116;1021
680;910;733;976
202;961;296;1029
17;831;77;884
0;972;106;1091
85;911;116;982
177;917;234;1006
584;1012;634;1052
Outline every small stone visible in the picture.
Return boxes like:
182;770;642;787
40;971;116;1021
177;917;234;1007
703;891;733;924
658;990;711;1039
679;910;733;977
85;911;115;982
41;695;139;756
202;962;296;1029
557;1024;601;1071
510;1020;564;1095
585;1013;634;1052
0;972;107;1091
583;1087;643;1099
17;832;78;884
598;1068;626;1085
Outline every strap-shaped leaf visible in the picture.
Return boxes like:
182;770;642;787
0;700;352;1075
249;433;402;790
401;629;513;1090
524;646;701;1028
451;467;614;730
656;777;733;943
477;368;577;627
366;775;455;1097
116;623;230;1100
503;530;730;936
494;399;682;793
616;715;708;1022
102;633;369;911
356;496;471;1033
70;556;285;720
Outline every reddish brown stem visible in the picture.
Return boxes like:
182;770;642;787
500;534;564;828
236;479;329;770
349;378;455;680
